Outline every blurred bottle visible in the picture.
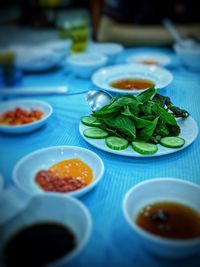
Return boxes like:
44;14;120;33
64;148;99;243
70;18;90;53
0;52;22;87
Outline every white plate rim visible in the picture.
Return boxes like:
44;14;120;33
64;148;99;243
79;116;199;158
0;174;4;192
0;99;53;133
12;145;105;197
91;64;173;94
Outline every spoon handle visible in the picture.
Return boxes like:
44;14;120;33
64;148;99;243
163;18;182;43
67;90;89;96
0;87;89;97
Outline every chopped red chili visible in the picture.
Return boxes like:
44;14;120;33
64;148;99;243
35;170;87;193
0;107;43;126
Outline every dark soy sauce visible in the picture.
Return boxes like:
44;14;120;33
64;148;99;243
3;222;76;267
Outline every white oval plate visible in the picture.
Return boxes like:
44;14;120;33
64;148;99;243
92;64;173;94
79;116;198;157
126;53;171;66
0;99;53;134
13;146;104;197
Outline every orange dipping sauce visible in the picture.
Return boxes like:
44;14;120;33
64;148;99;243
110;78;154;91
49;158;93;185
35;158;93;193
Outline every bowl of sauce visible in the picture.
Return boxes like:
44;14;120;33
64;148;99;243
123;178;200;259
91;64;173;95
0;194;91;266
13;146;104;198
126;53;171;66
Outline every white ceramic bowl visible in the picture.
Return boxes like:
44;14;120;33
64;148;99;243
0;193;92;266
0;99;53;134
123;178;200;259
126;53;171;66
67;52;107;79
174;40;200;71
88;42;124;64
13;146;104;198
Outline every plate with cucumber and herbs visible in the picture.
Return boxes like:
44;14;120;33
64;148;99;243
79;87;198;157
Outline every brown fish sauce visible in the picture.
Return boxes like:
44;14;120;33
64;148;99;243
136;202;200;239
110;78;154;91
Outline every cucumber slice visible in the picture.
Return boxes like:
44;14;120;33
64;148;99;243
83;128;109;139
160;136;185;148
132;141;158;155
105;136;129;150
81;116;101;127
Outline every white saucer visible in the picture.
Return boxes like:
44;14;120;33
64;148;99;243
92;64;173;94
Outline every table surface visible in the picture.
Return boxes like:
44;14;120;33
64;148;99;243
0;47;200;267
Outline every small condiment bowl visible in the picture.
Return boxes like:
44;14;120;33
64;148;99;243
123;178;200;259
0;99;53;134
0;193;92;266
67;52;107;79
13;146;104;198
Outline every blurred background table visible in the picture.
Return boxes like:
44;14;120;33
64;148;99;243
0;46;200;267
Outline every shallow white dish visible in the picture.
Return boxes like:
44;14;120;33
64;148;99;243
79;116;198;157
92;64;173;94
126;53;171;66
13;146;104;197
67;52;107;79
9;45;64;72
0;99;53;134
0;193;92;266
123;178;200;259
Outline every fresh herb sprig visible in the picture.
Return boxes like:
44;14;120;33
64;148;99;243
91;87;189;144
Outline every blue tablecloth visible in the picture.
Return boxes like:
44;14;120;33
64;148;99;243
0;47;200;267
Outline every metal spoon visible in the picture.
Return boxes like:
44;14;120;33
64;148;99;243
0;87;113;111
66;89;112;111
59;89;113;111
85;89;113;112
